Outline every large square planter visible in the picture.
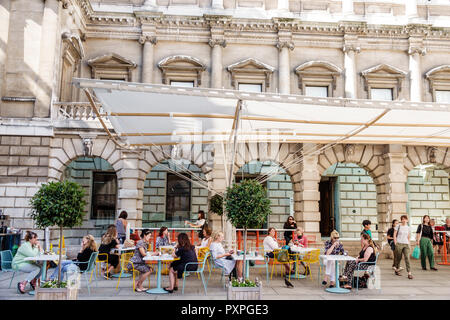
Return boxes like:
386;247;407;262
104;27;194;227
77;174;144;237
35;286;78;300
226;281;262;300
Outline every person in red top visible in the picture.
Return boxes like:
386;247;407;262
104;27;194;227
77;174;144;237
292;227;308;247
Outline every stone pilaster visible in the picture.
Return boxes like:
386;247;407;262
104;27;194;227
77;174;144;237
0;0;10;98
342;0;354;16
380;145;408;239
209;39;226;89
277;0;289;11
342;43;360;99
139;35;157;84
294;143;321;240
211;0;224;10
405;0;418;19
408;42;426;102
35;0;60;118
276;41;294;95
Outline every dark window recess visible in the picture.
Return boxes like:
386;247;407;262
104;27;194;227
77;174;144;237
166;173;191;223
91;172;117;220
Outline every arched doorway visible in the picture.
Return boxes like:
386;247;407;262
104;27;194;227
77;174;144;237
320;162;378;239
143;159;208;228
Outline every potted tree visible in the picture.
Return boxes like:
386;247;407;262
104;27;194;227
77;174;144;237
29;180;86;300
225;179;271;300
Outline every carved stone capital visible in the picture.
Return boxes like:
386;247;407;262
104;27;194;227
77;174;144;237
208;39;227;48
342;45;361;54
408;46;426;56
276;41;295;51
138;35;157;45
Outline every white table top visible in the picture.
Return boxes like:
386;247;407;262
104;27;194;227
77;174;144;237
143;254;178;262
320;255;356;261
289;246;317;254
231;254;265;261
24;254;66;261
113;245;136;253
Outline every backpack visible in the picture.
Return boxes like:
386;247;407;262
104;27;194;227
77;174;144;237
276;249;289;262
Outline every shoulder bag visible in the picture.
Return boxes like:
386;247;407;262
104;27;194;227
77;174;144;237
411;224;422;259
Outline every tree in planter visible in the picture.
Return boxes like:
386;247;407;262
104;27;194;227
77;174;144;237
29;180;86;285
225;179;271;281
210;193;223;216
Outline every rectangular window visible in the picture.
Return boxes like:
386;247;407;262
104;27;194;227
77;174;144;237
238;83;262;93
91;172;117;220
165;173;191;223
435;90;450;103
370;88;393;101
305;86;328;97
170;81;195;88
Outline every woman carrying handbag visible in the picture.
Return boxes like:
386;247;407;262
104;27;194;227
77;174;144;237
416;215;438;271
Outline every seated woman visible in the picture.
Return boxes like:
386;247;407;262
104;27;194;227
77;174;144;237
13;231;43;294
292;227;308;247
322;230;345;288
342;233;377;289
128;229;158;292
49;235;97;281
164;233;198;293
98;224;120;279
263;227;293;275
209;231;243;280
199;227;212;248
155;226;172;249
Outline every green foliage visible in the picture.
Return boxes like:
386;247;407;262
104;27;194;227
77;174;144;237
231;278;257;287
29;180;86;229
41;280;67;289
225;179;271;229
210;193;223;216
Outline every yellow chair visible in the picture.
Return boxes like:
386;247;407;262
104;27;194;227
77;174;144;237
298;249;321;281
270;249;295;280
196;247;211;279
116;252;141;291
96;253;109;278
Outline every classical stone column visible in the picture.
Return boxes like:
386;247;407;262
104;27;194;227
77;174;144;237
343;44;360;99
342;0;354;16
209;39;226;89
408;46;426;102
276;41;294;95
0;0;10;98
405;0;418;19
294;143;321;240
277;0;289;11
211;0;224;9
380;145;408;240
139;35;157;84
35;0;60;118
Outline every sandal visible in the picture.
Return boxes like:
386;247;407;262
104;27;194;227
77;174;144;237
135;288;145;292
30;279;37;290
163;287;174;293
173;286;178;291
17;282;26;294
408;274;413;279
395;270;401;276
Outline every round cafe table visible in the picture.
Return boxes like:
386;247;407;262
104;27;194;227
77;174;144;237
231;254;265;279
24;254;65;295
289;246;317;279
111;245;136;278
319;254;356;294
143;254;179;294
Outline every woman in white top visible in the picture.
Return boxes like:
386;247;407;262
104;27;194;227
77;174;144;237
209;231;243;279
185;210;206;240
199;227;212;248
393;215;413;279
263;227;292;274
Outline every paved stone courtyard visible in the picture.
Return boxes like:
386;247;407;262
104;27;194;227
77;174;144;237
1;258;449;300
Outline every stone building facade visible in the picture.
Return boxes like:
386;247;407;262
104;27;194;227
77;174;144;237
1;0;450;245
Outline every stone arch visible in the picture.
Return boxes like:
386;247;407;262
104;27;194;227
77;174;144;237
404;146;450;172
48;137;122;182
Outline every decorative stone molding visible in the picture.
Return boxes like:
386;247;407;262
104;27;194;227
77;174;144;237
60;32;85;101
208;39;227;48
425;65;450;100
138;35;157;45
276;41;295;51
408;46;426;56
227;58;275;90
157;55;206;86
427;147;437;164
295;61;342;96
87;53;137;81
361;64;407;99
342;44;361;53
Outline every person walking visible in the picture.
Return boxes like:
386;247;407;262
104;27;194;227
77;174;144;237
416;215;438;271
387;219;399;269
115;211;128;244
393;215;413;279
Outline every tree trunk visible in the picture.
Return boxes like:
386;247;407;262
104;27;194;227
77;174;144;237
58;226;63;284
243;228;247;280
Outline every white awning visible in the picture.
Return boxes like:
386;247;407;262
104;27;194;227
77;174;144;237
73;78;450;148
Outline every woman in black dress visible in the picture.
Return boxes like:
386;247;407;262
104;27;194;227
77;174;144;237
98;224;120;279
283;216;297;245
164;233;197;293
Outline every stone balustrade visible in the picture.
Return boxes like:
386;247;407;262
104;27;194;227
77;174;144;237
53;102;104;121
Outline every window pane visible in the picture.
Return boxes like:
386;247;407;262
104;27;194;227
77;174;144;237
170;81;194;87
238;83;262;93
305;86;328;97
435;90;450;103
166;173;191;223
371;88;393;101
91;172;117;220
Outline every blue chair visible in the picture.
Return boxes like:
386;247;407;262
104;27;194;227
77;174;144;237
182;252;210;295
0;250;17;288
354;252;380;292
74;251;99;295
249;255;270;285
209;255;229;288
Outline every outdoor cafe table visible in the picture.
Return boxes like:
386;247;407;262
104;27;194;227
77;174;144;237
24;254;65;295
143;254;179;294
289;246;317;279
111;245;136;278
319;254;356;294
231;254;265;279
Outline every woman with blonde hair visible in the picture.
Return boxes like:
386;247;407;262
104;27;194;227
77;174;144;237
98;224;120;279
322;230;345;288
49;234;98;281
209;231;243;279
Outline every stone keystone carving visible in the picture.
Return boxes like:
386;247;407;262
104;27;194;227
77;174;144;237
427;147;437;164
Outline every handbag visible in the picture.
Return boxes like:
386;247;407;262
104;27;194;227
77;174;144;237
123;239;135;248
276;249;289;262
412;224;423;259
